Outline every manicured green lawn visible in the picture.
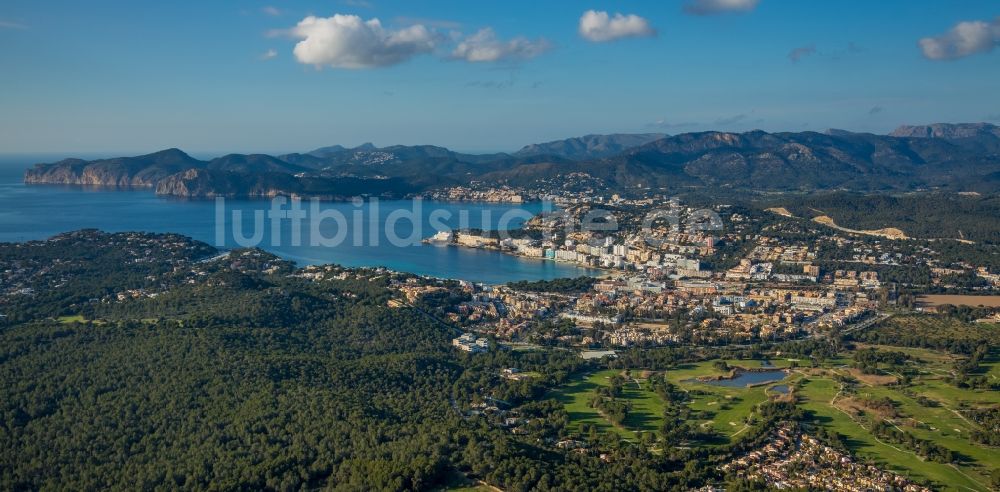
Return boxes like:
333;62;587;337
685;385;768;439
910;378;1000;405
796;375;992;492
666;355;997;490
665;360;780;442
552;353;997;490
552;369;666;440
872;388;996;487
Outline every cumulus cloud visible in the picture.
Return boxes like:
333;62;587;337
684;0;760;16
919;17;1000;60
261;6;282;16
259;48;278;61
290;14;437;69
578;10;655;42
787;44;816;63
452;28;550;62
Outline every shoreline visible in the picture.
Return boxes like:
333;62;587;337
427;240;618;277
22;177;543;205
22;180;544;204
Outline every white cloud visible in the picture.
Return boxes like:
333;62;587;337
683;0;760;16
578;10;655;42
260;48;278;61
290;14;437;69
919;17;1000;61
452;28;550;62
261;6;282;17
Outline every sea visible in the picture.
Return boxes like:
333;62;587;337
0;155;599;284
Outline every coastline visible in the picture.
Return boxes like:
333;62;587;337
426;239;618;278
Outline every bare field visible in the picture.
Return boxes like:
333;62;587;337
811;215;909;240
917;295;1000;308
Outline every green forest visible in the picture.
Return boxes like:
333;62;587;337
764;191;1000;244
0;232;757;491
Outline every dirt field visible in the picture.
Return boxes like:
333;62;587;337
811;215;909;240
916;295;1000;308
765;207;795;218
842;368;899;386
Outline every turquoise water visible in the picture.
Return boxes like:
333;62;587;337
0;156;599;283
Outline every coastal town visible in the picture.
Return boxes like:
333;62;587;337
393;192;999;351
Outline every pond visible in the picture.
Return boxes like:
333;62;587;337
701;369;787;388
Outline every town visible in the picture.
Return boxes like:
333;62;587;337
401;193;998;351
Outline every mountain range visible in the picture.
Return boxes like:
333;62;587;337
513;133;667;160
24;123;1000;197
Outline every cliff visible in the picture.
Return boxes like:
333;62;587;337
24;149;205;187
154;169;299;198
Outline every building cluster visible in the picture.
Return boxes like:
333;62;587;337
0;230;217;317
446;228;714;273
975;266;1000;287
722;424;930;491
418;197;943;347
581;278;875;346
419;186;530;203
396;283;448;304
412;196;903;346
432;197;726;274
423;264;881;347
452;332;490;353
931;265;1000;288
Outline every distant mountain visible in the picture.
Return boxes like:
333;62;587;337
514;133;667;160
206;154;311;175
888;123;1000;154
488;129;1000;192
23;124;1000;197
889;122;1000;139
823;129;863;137
154;169;416;199
306;144;348;157
24;148;205;187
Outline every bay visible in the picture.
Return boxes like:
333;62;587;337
0;156;599;283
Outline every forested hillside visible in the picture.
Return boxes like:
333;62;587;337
0;232;730;490
763;192;1000;244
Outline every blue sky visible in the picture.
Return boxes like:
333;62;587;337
1;0;998;154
